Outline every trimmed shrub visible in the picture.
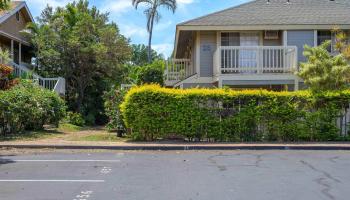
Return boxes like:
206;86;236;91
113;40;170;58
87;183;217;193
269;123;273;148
104;86;127;131
64;112;85;126
0;80;66;135
121;85;350;142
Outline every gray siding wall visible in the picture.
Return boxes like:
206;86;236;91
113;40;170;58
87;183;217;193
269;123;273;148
287;30;314;63
200;31;216;77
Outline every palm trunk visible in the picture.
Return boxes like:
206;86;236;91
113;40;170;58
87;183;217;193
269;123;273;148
147;13;155;63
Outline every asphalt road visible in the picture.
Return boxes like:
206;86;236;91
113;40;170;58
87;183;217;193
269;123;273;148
0;150;350;200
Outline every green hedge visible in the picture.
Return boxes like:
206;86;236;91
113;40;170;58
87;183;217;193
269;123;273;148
121;85;350;142
0;81;66;135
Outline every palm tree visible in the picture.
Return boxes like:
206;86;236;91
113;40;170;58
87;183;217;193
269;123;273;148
0;0;10;10
132;0;176;63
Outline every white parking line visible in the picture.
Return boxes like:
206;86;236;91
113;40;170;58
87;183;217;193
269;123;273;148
3;160;120;162
0;180;105;182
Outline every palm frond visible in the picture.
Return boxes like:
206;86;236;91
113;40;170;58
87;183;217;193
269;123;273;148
132;0;153;9
159;0;177;13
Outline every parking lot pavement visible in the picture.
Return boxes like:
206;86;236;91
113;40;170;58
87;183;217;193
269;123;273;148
1;150;350;200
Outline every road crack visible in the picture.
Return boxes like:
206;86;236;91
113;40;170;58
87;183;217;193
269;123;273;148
300;160;341;200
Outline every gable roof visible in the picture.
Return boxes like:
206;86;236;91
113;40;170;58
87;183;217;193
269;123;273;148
0;1;34;24
180;0;350;27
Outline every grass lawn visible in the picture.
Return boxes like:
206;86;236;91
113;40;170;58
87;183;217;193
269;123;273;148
0;123;129;143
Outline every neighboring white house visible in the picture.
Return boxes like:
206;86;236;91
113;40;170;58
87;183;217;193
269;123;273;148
0;1;65;95
165;0;350;91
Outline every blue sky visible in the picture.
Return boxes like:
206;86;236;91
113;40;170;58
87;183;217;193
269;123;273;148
27;0;250;58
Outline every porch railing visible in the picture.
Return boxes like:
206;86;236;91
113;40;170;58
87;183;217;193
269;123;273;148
214;46;298;76
11;62;66;96
166;59;194;82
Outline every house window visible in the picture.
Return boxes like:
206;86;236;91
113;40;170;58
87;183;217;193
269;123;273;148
317;31;334;52
16;12;20;21
221;32;240;46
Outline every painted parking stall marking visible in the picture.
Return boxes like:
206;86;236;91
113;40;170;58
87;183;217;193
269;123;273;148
100;167;112;174
73;190;93;200
0;180;105;182
2;159;120;163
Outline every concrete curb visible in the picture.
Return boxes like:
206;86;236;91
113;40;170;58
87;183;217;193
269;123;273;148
2;144;350;151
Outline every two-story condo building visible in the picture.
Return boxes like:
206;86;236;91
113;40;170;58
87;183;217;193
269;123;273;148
165;0;350;91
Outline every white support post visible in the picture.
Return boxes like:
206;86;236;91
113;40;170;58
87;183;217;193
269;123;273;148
195;31;200;77
283;30;288;46
218;79;223;88
294;78;299;91
19;42;22;65
314;30;318;47
11;40;14;61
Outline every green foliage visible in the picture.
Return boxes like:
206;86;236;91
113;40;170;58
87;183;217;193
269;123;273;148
0;81;66;135
131;44;164;66
120;85;347;142
0;47;11;64
298;41;350;92
25;0;132;119
104;86;127;131
0;0;9;10
333;28;350;60
64;112;85;126
135;60;165;85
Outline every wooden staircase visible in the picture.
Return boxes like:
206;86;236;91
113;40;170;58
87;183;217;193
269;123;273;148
11;62;66;96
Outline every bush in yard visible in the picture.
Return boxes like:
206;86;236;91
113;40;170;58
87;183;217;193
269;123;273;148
135;60;165;86
104;86;127;132
64;112;85;127
0;80;66;135
120;85;349;142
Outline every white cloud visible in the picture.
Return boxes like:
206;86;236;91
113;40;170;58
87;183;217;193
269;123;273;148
154;21;172;31
101;0;133;14
177;0;195;4
152;43;173;58
120;24;148;40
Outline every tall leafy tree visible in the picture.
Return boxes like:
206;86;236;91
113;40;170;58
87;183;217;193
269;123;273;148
132;0;176;63
333;28;350;60
131;44;163;66
298;41;350;92
25;0;131;115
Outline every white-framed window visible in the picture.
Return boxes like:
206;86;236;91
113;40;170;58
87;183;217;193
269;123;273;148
221;32;240;46
317;30;335;52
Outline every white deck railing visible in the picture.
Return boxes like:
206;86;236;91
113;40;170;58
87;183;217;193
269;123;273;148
166;59;194;82
214;46;298;76
11;62;66;95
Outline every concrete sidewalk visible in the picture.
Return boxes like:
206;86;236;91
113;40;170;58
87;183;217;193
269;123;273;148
1;141;350;150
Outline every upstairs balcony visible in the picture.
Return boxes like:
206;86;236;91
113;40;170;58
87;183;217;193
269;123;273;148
165;46;298;86
214;46;298;76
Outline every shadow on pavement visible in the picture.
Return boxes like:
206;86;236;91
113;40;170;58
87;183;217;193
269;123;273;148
0;155;16;165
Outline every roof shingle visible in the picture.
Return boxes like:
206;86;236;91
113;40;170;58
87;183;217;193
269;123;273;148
180;0;350;26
